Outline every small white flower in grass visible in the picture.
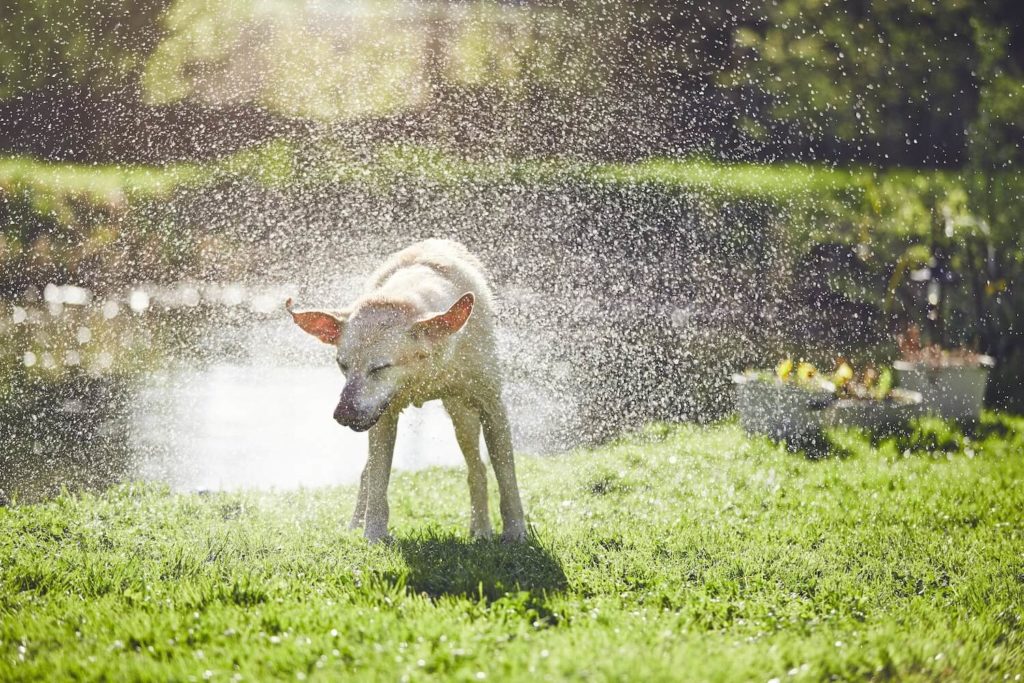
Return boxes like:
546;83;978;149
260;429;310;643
475;673;487;680
768;678;781;683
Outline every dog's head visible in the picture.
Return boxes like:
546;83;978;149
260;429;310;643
287;293;474;431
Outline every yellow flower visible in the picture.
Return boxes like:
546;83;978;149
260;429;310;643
796;362;816;382
833;362;854;386
776;358;794;380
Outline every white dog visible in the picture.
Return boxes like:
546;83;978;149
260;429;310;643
287;239;526;542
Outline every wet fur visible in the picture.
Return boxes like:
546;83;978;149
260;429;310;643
291;239;526;542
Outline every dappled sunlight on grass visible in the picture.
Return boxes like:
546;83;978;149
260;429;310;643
2;417;1022;679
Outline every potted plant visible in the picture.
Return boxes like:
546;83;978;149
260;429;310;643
884;190;996;424
733;360;838;444
824;361;922;434
735;359;924;443
893;326;994;423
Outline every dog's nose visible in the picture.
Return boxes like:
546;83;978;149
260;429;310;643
333;402;352;426
333;408;375;432
334;393;372;429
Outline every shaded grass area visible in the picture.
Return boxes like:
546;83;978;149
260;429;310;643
0;144;846;195
2;415;1023;681
5;141;1019;259
5;142;1020;303
0;142;948;207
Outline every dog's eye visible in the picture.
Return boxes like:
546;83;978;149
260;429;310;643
337;360;349;374
368;364;392;376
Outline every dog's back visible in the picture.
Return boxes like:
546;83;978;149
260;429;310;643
366;239;496;322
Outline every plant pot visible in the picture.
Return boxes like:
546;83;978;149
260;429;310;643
824;390;922;434
733;373;833;443
893;357;993;423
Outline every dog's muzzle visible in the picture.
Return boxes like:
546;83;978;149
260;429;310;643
333;389;389;432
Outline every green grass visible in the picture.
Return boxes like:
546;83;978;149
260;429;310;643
0;155;202;218
2;416;1023;681
5;144;860;201
7;141;1018;254
7;141;1021;259
590;157;864;198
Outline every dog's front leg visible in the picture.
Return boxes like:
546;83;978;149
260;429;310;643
348;465;370;530
363;412;398;543
480;399;527;542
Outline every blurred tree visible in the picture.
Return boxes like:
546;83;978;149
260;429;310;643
732;0;1023;167
0;0;296;162
0;0;1019;164
0;0;171;98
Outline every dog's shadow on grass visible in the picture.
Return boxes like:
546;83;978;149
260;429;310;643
388;532;567;603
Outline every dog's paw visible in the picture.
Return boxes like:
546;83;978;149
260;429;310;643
500;524;527;543
364;528;392;544
470;525;494;541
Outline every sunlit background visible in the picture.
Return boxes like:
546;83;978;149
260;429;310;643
1;0;1021;501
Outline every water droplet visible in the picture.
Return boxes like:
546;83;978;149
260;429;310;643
130;290;151;313
43;283;61;303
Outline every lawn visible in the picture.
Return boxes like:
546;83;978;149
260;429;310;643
1;416;1023;681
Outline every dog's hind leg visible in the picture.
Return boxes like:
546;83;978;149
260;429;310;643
444;398;492;540
479;398;527;542
348;465;369;530
363;412;398;543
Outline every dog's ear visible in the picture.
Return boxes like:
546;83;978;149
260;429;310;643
286;298;349;345
411;292;474;342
